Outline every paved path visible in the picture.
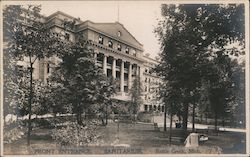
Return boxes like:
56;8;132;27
152;115;246;133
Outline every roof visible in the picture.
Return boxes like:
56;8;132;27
84;22;143;50
46;11;143;51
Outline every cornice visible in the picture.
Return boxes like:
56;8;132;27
77;27;144;52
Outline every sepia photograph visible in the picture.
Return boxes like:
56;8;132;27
1;0;249;156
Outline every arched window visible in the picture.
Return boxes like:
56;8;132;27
108;40;113;48
99;35;103;44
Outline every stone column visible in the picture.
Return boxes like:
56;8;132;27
128;63;132;89
94;53;97;63
120;60;124;92
112;57;116;78
103;54;107;75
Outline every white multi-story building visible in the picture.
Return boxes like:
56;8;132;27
15;11;163;113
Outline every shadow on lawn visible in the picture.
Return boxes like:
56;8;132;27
3;122;246;155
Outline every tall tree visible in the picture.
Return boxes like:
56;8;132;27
155;4;245;133
3;5;68;145
129;76;143;122
51;40;115;125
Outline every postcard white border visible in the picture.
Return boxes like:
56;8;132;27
0;0;249;157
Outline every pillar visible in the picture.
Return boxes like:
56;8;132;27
128;63;132;89
94;53;97;63
112;57;116;78
103;54;107;75
120;60;124;92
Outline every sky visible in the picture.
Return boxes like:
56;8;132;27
38;1;163;59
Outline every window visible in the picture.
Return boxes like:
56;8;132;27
117;44;121;51
158;105;161;111
144;105;148;112
108;40;113;48
117;31;121;37
65;33;70;40
46;78;49;84
145;77;147;83
99;36;103;44
125;47;129;54
47;63;50;73
124;86;128;93
149;105;152;111
145;86;147;92
162;106;165;112
131;49;136;56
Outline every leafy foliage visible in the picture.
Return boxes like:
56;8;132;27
129;76;143;116
155;4;245;131
50;40;115;125
3;5;70;145
51;121;103;147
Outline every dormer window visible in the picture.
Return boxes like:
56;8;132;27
99;36;103;44
117;31;121;37
108;40;113;48
125;47;129;54
131;49;136;56
117;44;121;51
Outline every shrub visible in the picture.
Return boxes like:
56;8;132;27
51;120;103;147
4;123;25;143
137;112;153;123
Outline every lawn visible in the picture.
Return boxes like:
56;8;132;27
4;121;246;155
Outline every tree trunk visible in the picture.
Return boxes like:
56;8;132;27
105;103;108;125
169;111;173;145
76;106;82;125
214;111;218;135
164;104;167;131
205;113;208;125
222;117;225;127
192;103;195;132
200;114;203;124
27;62;33;146
182;103;189;131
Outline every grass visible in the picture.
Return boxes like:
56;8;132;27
4;121;246;155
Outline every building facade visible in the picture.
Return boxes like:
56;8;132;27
17;11;163;113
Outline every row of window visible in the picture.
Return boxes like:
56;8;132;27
144;105;164;112
145;77;160;85
98;35;135;56
144;93;157;100
144;86;159;93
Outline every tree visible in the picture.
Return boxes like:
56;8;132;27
160;82;183;144
3;5;68;145
231;61;245;127
51;40;115;125
155;4;245;133
91;76;116;125
129;76;143;122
